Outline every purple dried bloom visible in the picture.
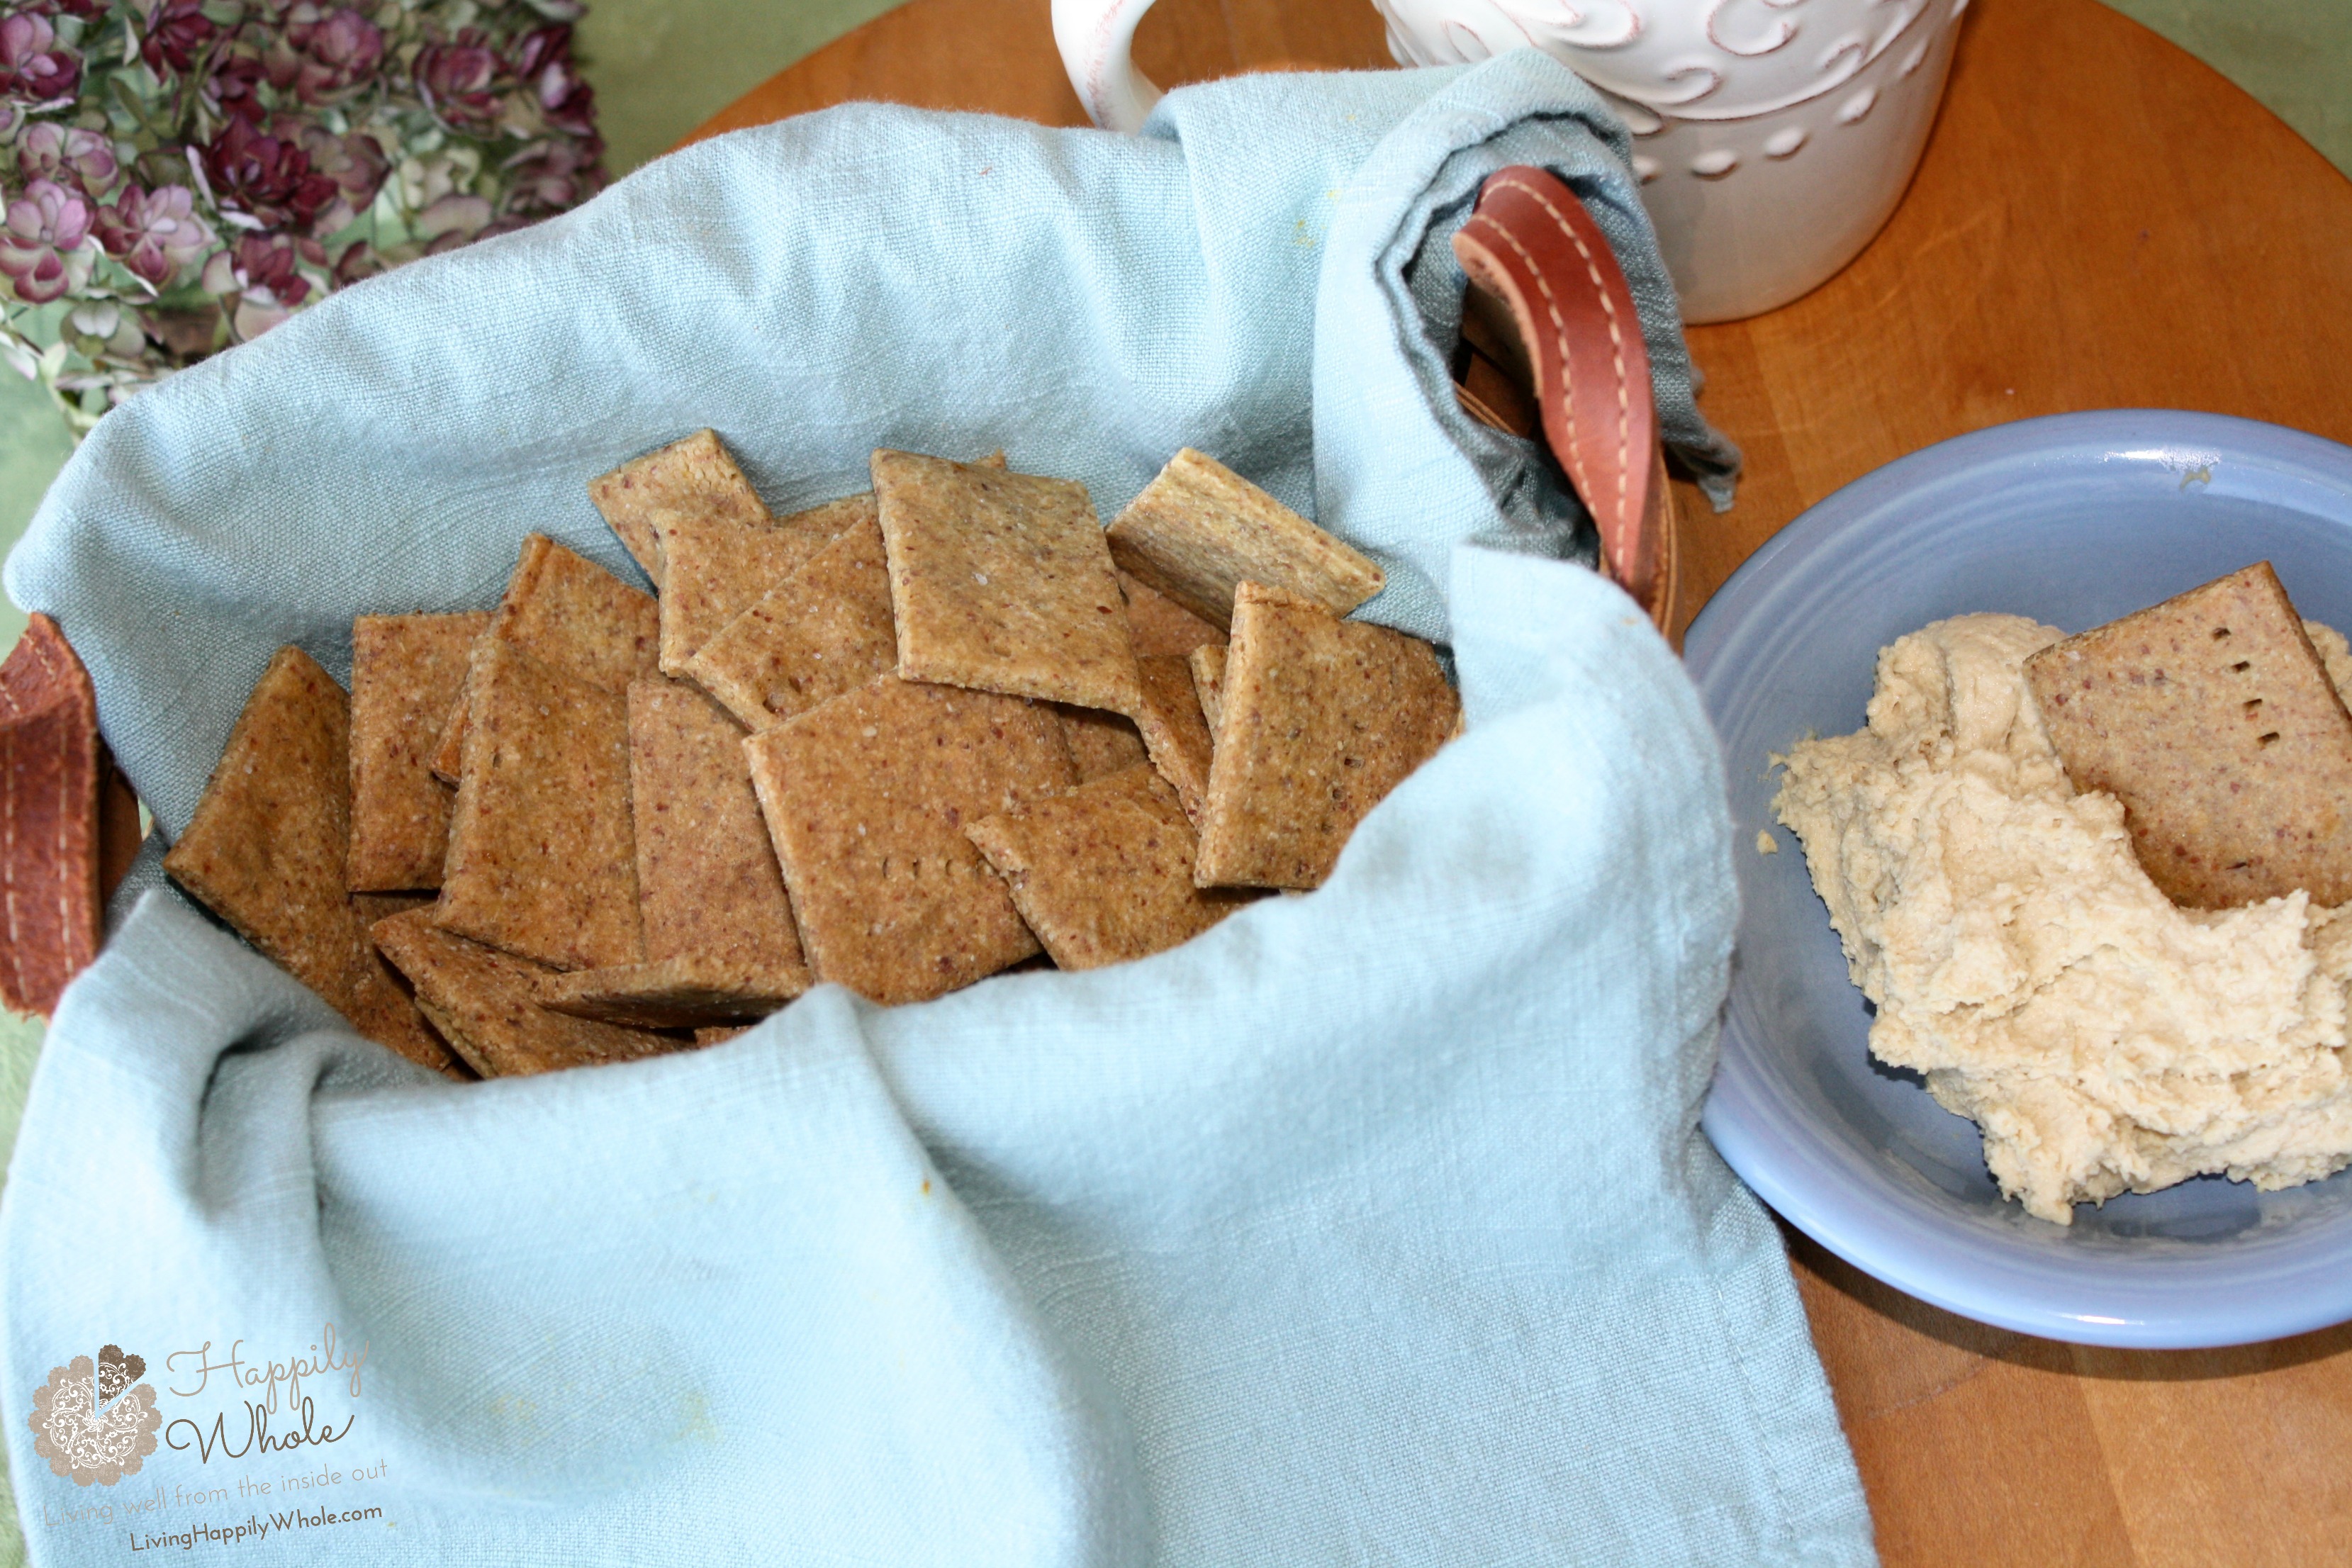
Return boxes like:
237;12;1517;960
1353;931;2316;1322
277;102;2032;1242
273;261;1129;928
94;183;215;288
331;238;379;286
511;26;593;138
500;135;600;216
207;48;269;123
0;13;82;106
413;30;506;131
203;116;340;232
18;124;119;194
294;122;387;206
140;0;218;77
0;179;94;303
267;5;384;105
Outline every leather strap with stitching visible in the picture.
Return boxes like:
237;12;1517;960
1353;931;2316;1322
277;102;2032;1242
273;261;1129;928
0;614;135;1017
1452;165;1677;632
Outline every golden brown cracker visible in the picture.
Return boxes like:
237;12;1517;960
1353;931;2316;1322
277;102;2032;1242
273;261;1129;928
744;675;1075;1004
372;907;680;1077
428;684;469;786
695;1024;751;1046
1131;654;1216;822
349;891;471;1078
682;512;897;729
872;449;1143;714
629;676;810;985
1194;583;1459;888
2027;561;2352;907
1107;449;1384;629
165;647;371;1012
432;534;661;775
966;764;1253;970
588;428;770;583
1053;703;1150;781
497;532;663;690
437;639;643;970
1119;569;1223;657
1189;643;1228;733
654;498;869;675
348;612;489;891
537;956;797;1029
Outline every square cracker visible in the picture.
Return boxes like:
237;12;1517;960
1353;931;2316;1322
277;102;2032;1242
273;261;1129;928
744;674;1076;1004
1194;583;1459;889
2025;560;2352;907
1107;449;1384;629
1131;654;1216;822
654;495;873;675
966;763;1253;970
537;956;798;1029
682;511;897;730
373;907;681;1077
431;534;661;783
1120;570;1223;657
588;428;771;584
162;646;449;1068
349;612;488;891
873;449;1143;715
1053;703;1150;781
629;676;810;986
1188;643;1228;732
437;638;644;970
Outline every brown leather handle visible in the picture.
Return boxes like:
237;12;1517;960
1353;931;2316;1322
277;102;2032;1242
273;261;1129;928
1451;166;1679;635
0;614;139;1016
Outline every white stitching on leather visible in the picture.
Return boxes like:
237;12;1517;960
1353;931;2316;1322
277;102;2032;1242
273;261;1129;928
1491;172;1633;566
1465;213;1580;495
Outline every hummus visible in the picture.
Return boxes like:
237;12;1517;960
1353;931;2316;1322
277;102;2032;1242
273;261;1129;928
1773;613;2352;1223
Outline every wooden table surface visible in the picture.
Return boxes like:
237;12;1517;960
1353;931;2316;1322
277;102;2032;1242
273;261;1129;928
692;1;2352;1560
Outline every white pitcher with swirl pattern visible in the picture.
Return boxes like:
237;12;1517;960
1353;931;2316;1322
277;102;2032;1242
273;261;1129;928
1052;0;1969;322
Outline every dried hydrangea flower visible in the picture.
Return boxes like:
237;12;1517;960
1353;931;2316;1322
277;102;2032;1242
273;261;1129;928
94;185;213;290
1;179;93;304
0;0;607;434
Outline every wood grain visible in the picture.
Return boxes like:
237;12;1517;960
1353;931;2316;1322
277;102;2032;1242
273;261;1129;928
690;0;2352;1559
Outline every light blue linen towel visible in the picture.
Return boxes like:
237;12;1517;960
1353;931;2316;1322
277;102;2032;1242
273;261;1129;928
0;53;1870;1566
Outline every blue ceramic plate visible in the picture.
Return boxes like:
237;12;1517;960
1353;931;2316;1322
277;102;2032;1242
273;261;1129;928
1689;409;2352;1348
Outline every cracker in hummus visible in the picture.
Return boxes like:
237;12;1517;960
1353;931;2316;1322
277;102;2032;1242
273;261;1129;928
2026;562;2352;909
1774;612;2352;1224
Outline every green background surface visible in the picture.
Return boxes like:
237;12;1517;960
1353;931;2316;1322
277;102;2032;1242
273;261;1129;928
0;2;2341;1560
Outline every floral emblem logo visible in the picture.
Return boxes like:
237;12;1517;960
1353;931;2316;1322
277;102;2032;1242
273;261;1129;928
28;1345;161;1486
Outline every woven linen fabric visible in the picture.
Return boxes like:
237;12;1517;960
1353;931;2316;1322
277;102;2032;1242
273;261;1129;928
0;52;1870;1567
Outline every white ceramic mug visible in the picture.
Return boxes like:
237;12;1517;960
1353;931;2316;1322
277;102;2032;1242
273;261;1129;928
1051;0;1969;323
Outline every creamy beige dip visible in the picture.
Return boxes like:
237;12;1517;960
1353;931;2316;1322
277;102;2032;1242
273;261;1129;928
1773;612;2352;1223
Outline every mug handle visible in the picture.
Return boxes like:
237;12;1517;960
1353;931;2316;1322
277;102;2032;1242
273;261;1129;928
1052;0;1165;131
1451;166;1679;635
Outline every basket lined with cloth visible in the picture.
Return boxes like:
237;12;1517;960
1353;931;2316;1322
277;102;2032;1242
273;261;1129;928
0;52;1871;1568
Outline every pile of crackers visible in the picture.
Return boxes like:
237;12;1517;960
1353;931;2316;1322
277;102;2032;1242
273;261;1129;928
162;437;1460;1080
